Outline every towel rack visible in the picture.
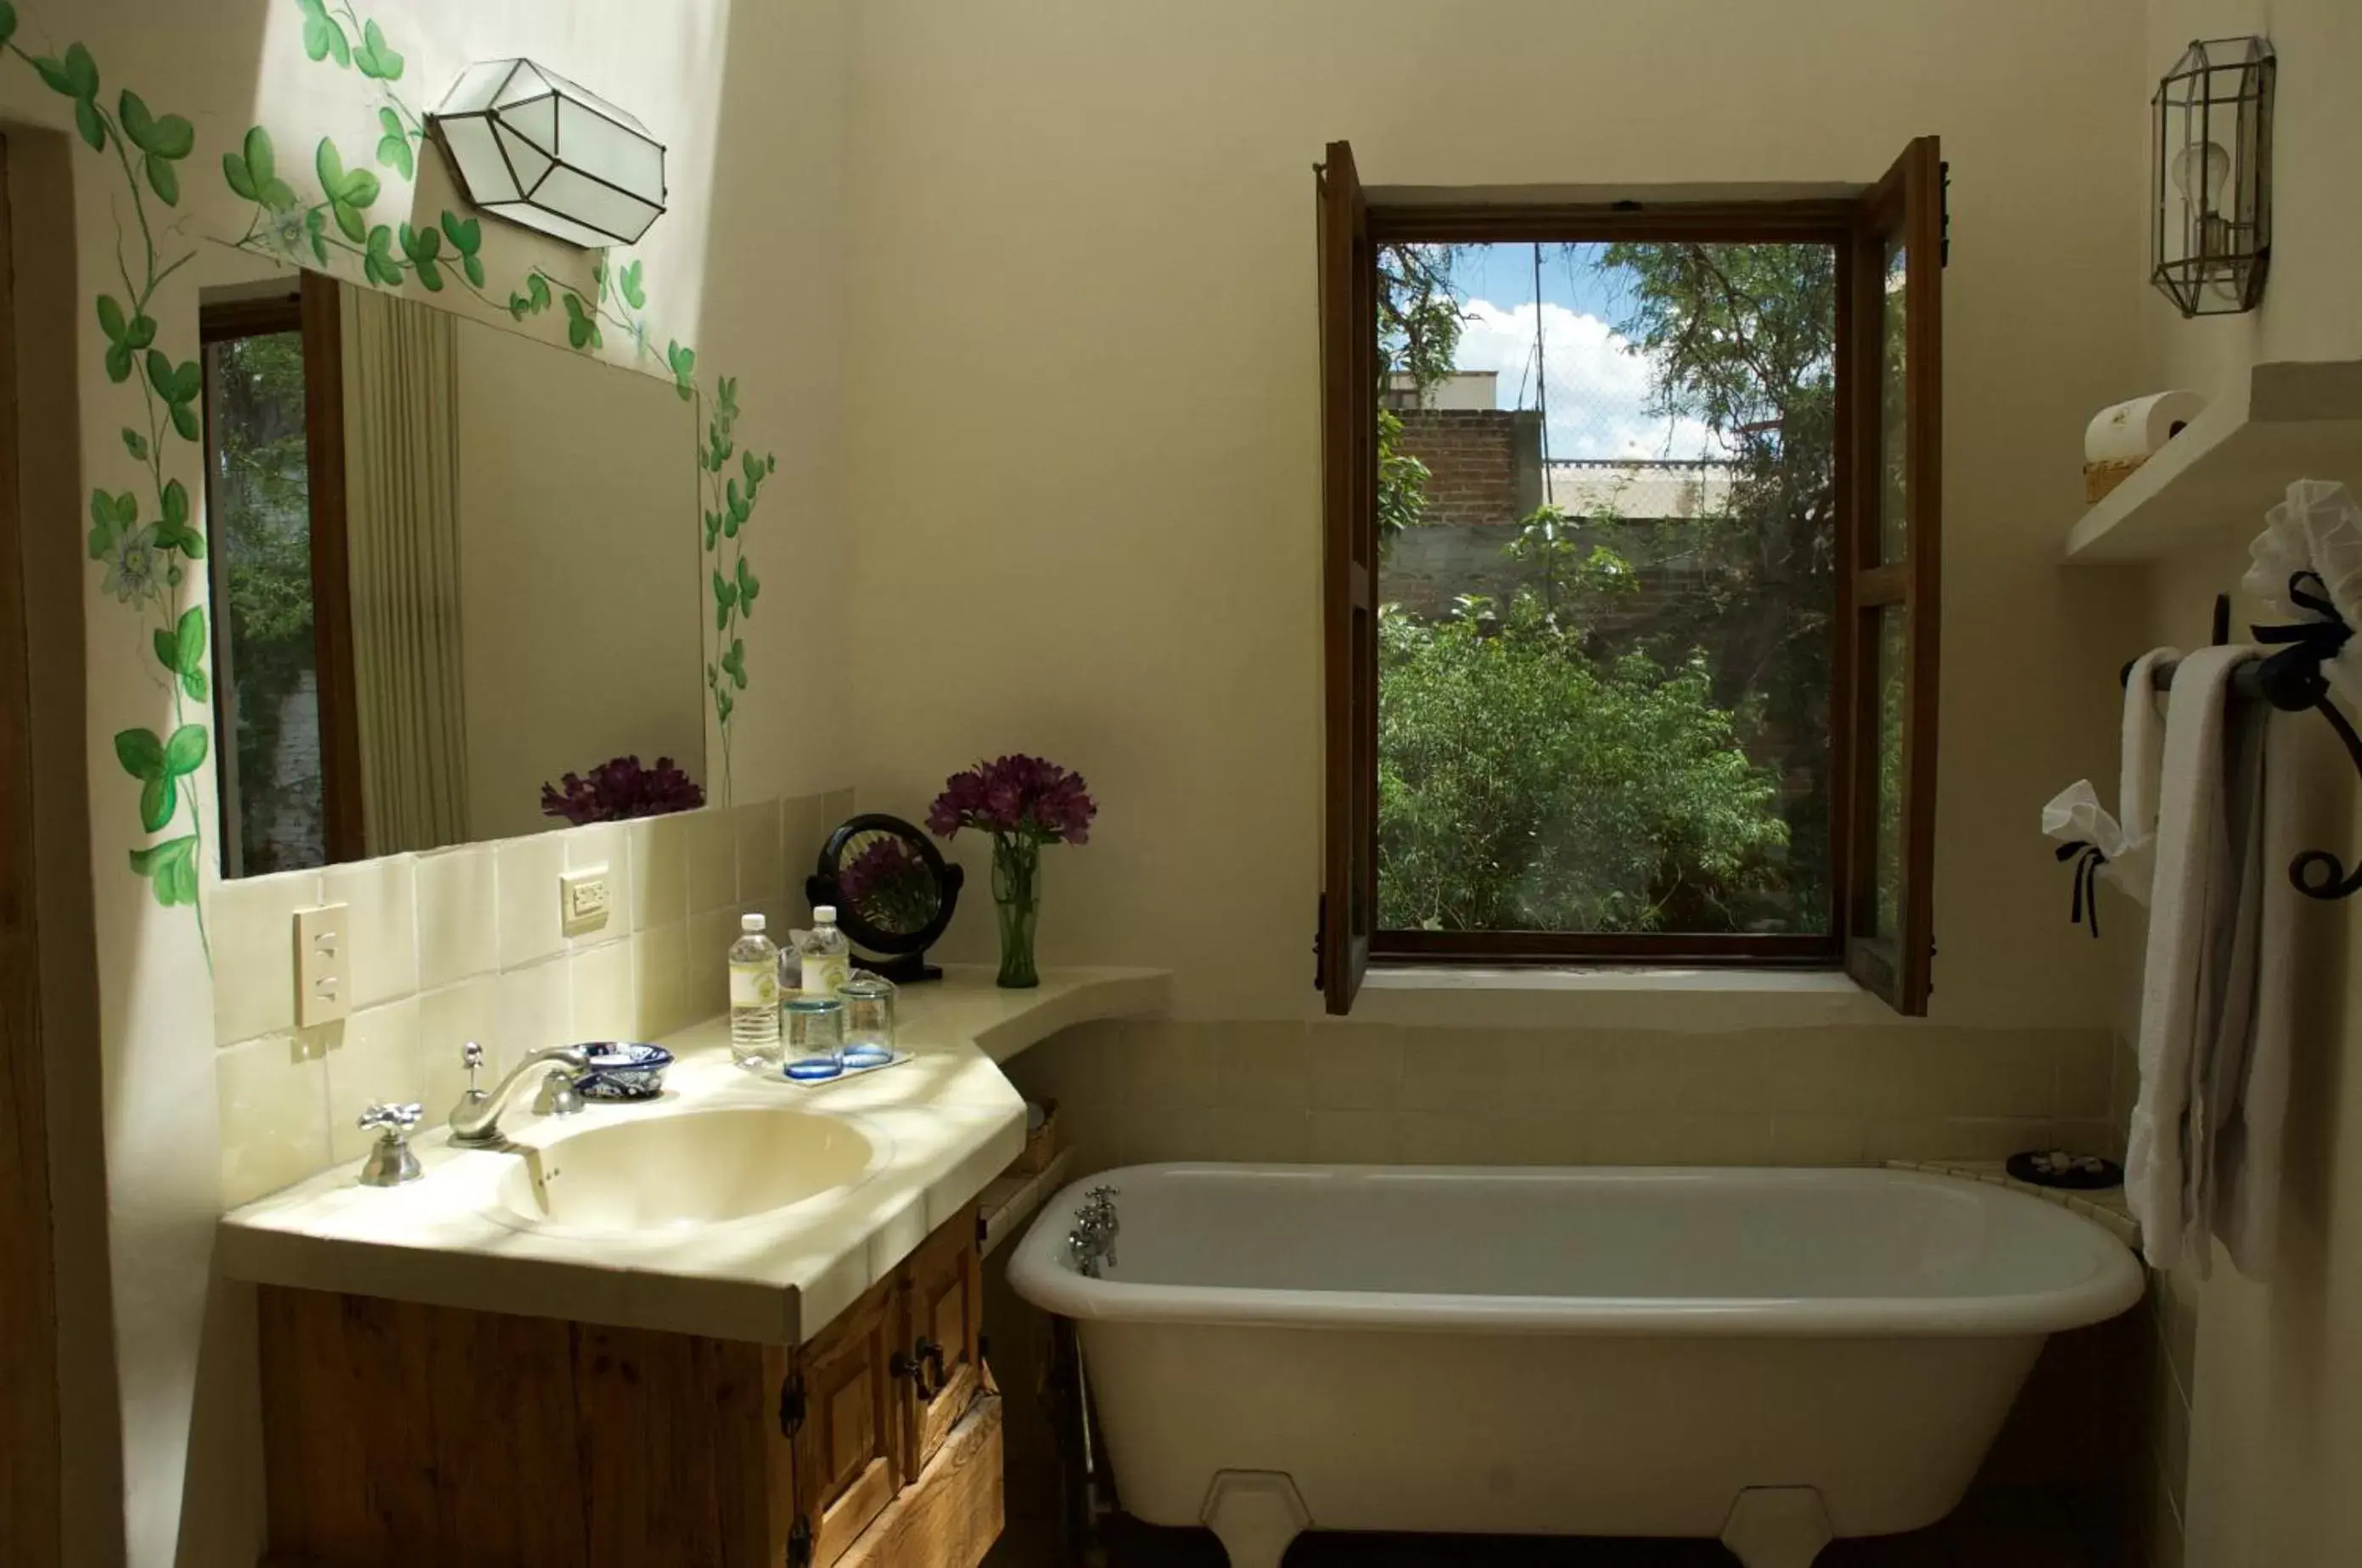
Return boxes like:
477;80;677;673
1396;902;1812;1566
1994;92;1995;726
2119;583;2362;901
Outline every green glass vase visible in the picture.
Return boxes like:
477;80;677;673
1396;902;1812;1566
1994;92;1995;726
990;832;1041;989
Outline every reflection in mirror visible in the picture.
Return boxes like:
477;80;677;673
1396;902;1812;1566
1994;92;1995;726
199;249;704;876
838;827;943;937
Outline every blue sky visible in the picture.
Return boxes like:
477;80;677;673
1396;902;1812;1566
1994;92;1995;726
1446;243;1727;462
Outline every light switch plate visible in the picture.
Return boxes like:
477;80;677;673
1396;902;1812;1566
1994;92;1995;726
560;866;611;938
295;903;350;1028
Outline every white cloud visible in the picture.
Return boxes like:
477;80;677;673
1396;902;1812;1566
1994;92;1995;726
1454;298;1728;462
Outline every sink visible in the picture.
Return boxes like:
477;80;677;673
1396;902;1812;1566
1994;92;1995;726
491;1107;884;1235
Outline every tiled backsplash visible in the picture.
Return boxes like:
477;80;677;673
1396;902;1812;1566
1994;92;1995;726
1006;1018;2128;1177
210;790;850;1207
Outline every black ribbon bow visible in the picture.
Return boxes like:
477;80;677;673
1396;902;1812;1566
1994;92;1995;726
2055;839;2107;938
2251;569;2352;708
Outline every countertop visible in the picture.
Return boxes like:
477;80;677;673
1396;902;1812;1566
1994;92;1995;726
215;966;1168;1345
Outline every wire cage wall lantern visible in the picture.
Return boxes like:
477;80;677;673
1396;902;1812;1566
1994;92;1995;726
2152;36;2274;317
427;59;667;249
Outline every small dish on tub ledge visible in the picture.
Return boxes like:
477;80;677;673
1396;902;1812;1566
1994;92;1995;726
573;1043;675;1102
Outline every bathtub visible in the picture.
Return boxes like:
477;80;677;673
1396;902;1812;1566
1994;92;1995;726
1007;1163;2144;1568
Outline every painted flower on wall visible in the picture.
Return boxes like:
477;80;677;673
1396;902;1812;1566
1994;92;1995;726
100;525;164;604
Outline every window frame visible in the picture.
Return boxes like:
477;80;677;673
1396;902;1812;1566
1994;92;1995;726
1318;143;1943;1012
199;270;364;874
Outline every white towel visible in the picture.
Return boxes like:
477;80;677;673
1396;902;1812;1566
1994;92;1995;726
2125;644;2258;1270
2039;647;2176;912
2210;705;2300;1280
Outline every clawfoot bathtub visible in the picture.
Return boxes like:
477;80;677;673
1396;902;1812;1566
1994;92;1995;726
1010;1163;2143;1568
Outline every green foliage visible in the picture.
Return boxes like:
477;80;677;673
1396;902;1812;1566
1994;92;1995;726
315;137;379;243
119;89;194;204
561;290;601;350
296;0;351;67
351;17;402;81
1377;596;1787;934
375;106;412;178
128;834;199;908
1374;243;1468;549
222;126;298;210
31;42;104;151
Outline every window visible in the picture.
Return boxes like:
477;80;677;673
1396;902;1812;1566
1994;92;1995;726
1317;140;1943;1015
201;272;359;876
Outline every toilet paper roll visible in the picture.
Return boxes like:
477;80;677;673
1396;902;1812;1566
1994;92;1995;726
2084;391;2206;465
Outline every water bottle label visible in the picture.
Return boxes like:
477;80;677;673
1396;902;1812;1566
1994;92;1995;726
731;962;778;1010
802;955;850;996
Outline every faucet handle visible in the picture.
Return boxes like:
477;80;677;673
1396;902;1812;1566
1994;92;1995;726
1085;1184;1120;1206
358;1101;422;1134
462;1041;485;1095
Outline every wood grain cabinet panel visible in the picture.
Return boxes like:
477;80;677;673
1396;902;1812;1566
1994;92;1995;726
255;1207;996;1568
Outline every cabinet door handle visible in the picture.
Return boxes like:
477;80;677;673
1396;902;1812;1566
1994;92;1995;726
912;1337;947;1400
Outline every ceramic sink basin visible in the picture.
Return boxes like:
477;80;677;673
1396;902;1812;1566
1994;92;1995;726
492;1106;884;1235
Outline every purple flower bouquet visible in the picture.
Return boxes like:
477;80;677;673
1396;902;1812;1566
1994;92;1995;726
927;754;1097;988
540;755;704;826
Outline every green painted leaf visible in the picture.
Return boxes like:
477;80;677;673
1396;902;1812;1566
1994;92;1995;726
144;152;180;206
742;449;765;489
162;723;208;777
244;126;278;185
161;479;188;530
175;528;205;561
128;835;200;907
170;401;199;442
715;688;733;725
353;19;403;81
440;211;481;255
726;640;748;690
97;294;128;343
703;511;721;548
713;570;736;606
462;254;485;288
506;293;531;322
363;225;401;287
716;377;738;419
126;313;155;350
306;207;329;265
317;139;379;242
73;97;104;153
34;43;98;100
620;260;646;310
527;273;552;309
376;130;413;181
152;629;177;673
176;607;206;675
397;221;440;262
667;340;696;400
222;149;257;201
121;427;148;462
137;776;177;834
735;557;760;613
103;343;132;384
182;667;209;703
119;92;194;159
298;0;351;68
146;355;200;406
115;727;166;781
414;255;443;291
87;488;131;558
0;3;17;49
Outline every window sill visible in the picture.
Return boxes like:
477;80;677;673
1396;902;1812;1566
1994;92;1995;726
1355;964;1894;1031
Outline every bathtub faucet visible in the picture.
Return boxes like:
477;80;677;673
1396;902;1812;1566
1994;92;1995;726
1069;1185;1120;1278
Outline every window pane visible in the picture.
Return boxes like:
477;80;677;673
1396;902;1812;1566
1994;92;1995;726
206;330;324;877
1877;237;1909;565
1375;240;1836;937
1871;603;1908;942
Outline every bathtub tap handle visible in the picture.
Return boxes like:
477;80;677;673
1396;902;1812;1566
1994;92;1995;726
1070;1187;1120;1278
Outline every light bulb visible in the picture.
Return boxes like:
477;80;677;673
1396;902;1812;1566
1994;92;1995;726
2171;140;2232;206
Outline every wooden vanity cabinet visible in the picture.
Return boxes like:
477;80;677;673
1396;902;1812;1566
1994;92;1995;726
255;1205;996;1568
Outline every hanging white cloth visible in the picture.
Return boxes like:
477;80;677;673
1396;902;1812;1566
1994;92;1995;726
2039;647;2176;925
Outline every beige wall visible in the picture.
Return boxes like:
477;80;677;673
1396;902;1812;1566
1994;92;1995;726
453;319;704;839
839;0;2152;1030
2119;5;2362;1565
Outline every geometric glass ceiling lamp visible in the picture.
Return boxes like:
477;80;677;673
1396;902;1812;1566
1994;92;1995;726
426;59;666;248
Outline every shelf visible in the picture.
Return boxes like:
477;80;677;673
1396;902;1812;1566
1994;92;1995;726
2065;360;2362;563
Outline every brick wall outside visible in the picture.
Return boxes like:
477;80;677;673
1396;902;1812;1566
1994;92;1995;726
1397;408;1540;528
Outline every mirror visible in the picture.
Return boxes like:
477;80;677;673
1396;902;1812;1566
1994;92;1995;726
197;247;704;876
806;815;964;983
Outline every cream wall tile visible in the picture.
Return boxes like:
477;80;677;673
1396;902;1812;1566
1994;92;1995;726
1490;1110;1585;1165
821;787;856;827
1027;1022;1128;1108
1943;1030;2064;1117
1306;1025;1402;1112
1587;1112;1773;1167
326;998;424;1163
418;978;497;1128
1764;1033;1867;1117
628;813;691;929
493;958;572;1072
684;808;737;914
1206;1108;1308;1162
562;822;635;946
217;1032;330;1207
780;793;830;912
416;844;497;989
1398;1031;1498;1114
1769;1114;1868;1166
495;833;567;970
1305;1109;1399;1163
632;921;687;1039
735;801;784;906
1125;1106;1221;1165
1855;1033;1953;1117
2056;1030;2114;1120
1210;1025;1308;1109
1125;1022;1217;1107
685;905;737;1022
1396;1111;1499;1164
569;938;637;1044
322;856;418;1011
210;868;323;1046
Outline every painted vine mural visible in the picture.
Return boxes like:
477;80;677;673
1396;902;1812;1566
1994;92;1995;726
8;0;770;950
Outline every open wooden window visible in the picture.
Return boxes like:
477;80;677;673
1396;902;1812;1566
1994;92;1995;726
1316;137;1943;1016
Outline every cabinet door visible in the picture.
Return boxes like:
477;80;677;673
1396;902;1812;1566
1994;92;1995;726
790;1276;904;1568
897;1206;985;1472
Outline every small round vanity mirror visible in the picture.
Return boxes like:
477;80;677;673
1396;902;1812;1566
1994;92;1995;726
805;815;962;982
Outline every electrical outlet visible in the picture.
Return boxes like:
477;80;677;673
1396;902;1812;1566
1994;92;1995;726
560;866;611;938
295;903;351;1028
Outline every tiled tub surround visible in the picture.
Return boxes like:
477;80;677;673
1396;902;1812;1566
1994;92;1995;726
210;790;850;1207
1004;1019;2129;1177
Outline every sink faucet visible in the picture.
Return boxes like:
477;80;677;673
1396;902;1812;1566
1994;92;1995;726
1069;1185;1120;1278
448;1041;590;1148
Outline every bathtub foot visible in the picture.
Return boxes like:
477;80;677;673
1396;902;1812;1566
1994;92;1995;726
1200;1469;1310;1568
1720;1486;1832;1568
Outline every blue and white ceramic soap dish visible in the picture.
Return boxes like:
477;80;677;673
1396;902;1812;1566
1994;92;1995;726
574;1042;675;1101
